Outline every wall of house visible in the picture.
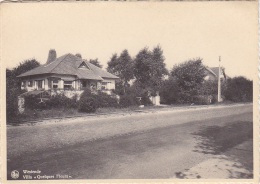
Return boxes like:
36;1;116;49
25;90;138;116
20;76;117;97
204;70;217;81
21;76;47;91
102;78;116;90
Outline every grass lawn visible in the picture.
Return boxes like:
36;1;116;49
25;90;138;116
8;105;166;124
8;101;249;125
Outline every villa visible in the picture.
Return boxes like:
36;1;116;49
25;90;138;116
17;53;119;98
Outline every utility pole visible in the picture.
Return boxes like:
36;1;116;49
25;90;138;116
218;56;222;102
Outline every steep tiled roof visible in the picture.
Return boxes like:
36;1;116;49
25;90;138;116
18;54;119;80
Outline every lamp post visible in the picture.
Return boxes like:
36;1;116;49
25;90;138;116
218;56;222;102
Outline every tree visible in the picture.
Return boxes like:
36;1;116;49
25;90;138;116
107;50;134;93
134;46;168;94
106;54;118;74
223;76;253;102
171;58;206;103
89;58;102;68
6;59;40;122
160;77;179;104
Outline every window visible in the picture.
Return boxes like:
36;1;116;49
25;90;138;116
53;79;58;89
64;81;73;90
37;80;43;89
102;82;111;90
78;62;90;69
28;81;33;87
82;81;87;88
101;82;107;90
21;81;26;87
90;83;96;90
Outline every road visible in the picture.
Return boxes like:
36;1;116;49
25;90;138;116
7;104;253;179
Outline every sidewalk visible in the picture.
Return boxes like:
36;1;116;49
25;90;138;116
173;140;253;179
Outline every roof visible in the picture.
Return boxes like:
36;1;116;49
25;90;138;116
205;67;225;79
17;54;119;80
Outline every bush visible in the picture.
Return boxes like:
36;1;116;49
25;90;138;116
223;77;253;102
160;78;179;104
6;88;24;122
80;89;118;108
24;93;78;110
119;94;140;108
24;95;42;109
140;92;152;106
95;92;118;108
46;94;78;109
78;96;97;113
192;95;213;105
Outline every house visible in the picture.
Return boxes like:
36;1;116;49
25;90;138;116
204;67;226;81
17;53;119;97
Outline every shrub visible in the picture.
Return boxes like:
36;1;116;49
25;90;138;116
223;77;253;102
24;93;78;110
78;96;97;113
192;95;212;105
119;94;140;108
140;92;152;106
46;94;78;109
24;95;42;109
95;92;118;108
160;78;179;104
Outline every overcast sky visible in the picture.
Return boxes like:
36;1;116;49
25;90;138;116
2;2;258;80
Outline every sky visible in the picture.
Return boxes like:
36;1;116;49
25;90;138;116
1;2;258;80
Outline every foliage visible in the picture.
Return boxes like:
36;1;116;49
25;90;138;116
159;77;179;104
78;97;98;113
24;93;78;110
199;80;218;96
140;91;153;106
118;83;152;106
119;94;140;108
94;91;118;108
46;94;78;109
112;80;125;96
78;89;97;113
223;77;253;102
107;50;134;93
78;89;118;112
24;95;41;109
192;95;213;105
106;54;118;74
89;58;103;68
171;58;206;103
6;59;40;122
134;46;168;93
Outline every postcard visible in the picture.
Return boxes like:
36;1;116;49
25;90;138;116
0;1;259;184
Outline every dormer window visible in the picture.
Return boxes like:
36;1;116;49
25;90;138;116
79;61;90;69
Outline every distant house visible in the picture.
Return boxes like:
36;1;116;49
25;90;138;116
17;53;119;97
204;67;226;81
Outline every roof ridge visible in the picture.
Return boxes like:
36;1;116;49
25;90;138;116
49;54;70;74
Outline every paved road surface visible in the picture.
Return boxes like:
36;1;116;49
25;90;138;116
7;104;253;179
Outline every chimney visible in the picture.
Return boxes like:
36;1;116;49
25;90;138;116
75;53;82;59
46;49;57;64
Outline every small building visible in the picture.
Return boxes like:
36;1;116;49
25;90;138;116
17;53;119;97
204;67;226;81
